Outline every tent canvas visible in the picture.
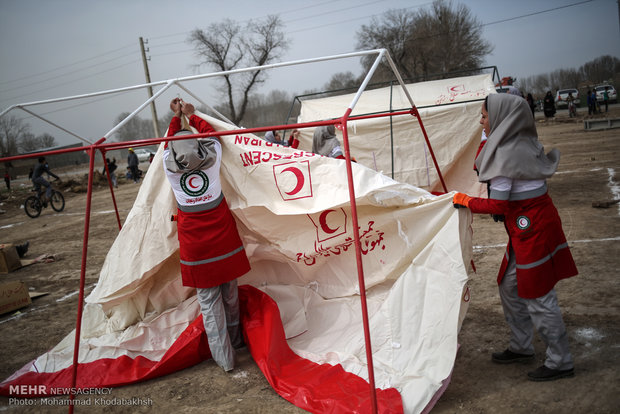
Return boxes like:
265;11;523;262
295;73;495;197
1;110;473;412
0;49;476;413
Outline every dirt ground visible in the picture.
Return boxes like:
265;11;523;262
0;106;618;413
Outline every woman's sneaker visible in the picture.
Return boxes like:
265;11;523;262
527;365;575;381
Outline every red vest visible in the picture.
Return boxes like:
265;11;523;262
177;198;250;288
498;194;577;298
470;193;578;298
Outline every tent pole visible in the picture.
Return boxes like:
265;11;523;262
68;139;102;413
340;108;378;414
411;107;448;193
99;147;122;230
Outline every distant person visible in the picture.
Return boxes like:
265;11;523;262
567;92;576;118
312;125;345;159
264;130;288;146
586;90;596;116
104;158;118;188
602;87;610;112
543;91;556;120
526;93;536;117
32;156;59;204
163;98;250;372
127;148;140;183
4;170;10;192
453;93;577;382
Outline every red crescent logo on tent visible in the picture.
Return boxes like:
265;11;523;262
319;210;339;234
273;160;313;201
281;166;304;195
308;208;347;242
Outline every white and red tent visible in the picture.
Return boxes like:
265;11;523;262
0;50;477;413
295;73;494;197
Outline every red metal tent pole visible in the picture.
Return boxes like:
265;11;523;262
99;148;122;230
411;107;448;193
340;108;378;414
68;138;103;413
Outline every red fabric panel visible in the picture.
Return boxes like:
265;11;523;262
239;285;403;414
1;286;404;413
0;317;210;397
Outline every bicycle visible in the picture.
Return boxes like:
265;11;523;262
568;100;577;118
24;187;65;218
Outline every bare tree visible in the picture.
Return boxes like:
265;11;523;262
189;15;289;125
0;115;30;157
19;132;39;153
38;133;57;148
580;55;620;84
357;0;492;82
18;132;57;153
323;71;360;92
241;89;292;128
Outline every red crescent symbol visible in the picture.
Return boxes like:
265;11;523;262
319;210;339;234
188;176;200;189
282;167;304;195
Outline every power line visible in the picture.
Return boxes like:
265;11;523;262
0;58;141;105
0;50;137;95
0;42;135;87
481;0;595;27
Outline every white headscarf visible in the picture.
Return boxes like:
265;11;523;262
264;131;277;143
475;94;559;182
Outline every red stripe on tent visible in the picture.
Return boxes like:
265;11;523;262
0;317;210;397
239;285;403;414
1;286;403;413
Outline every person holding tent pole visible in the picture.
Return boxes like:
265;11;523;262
452;93;578;382
163;98;251;372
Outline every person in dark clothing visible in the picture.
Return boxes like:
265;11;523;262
127;149;140;183
543;91;556;120
32;157;59;202
526;93;536;117
103;158;118;188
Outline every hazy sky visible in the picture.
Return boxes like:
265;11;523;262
1;0;618;146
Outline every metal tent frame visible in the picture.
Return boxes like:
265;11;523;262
283;65;504;181
0;48;448;413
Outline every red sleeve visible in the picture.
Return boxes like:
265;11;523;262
166;117;182;137
288;137;300;149
468;197;509;215
189;115;219;140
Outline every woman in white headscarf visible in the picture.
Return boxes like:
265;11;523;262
311;125;345;159
453;93;578;382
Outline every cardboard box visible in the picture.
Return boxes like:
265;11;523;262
0;244;22;274
0;281;32;314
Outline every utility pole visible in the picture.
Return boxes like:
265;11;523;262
139;37;161;137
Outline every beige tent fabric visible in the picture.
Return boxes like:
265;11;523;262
18;111;473;413
296;74;496;197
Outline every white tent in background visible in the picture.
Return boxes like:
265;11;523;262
0;50;477;413
296;73;495;197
